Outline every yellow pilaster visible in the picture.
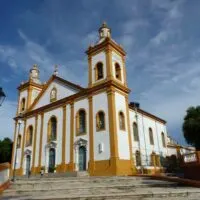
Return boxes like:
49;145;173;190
20;119;27;175
61;105;67;171
69;102;75;171
31;115;38;174
105;46;113;81
88;56;92;88
107;87;119;174
88;96;95;175
38;113;44;169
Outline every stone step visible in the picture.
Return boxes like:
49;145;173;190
2;188;200;200
14;175;148;182
8;181;178;191
5;181;180;192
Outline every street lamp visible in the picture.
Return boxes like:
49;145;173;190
0;87;6;106
12;114;23;182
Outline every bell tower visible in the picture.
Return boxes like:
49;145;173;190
86;22;128;88
86;23;135;176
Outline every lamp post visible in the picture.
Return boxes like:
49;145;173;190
12;114;23;182
0;87;6;106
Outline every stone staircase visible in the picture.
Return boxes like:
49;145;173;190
1;176;200;200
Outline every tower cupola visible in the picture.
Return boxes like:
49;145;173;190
29;64;41;84
98;22;111;39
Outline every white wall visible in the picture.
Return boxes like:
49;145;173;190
34;80;78;109
93;92;110;161
42;108;63;168
0;166;10;185
91;52;107;84
115;92;130;160
74;99;90;168
129;108;168;166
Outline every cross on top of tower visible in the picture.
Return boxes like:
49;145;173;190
54;64;59;76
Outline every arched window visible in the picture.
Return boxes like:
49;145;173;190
135;151;141;166
161;132;166;147
76;109;86;135
149;128;154;145
21;98;26;112
50;87;57;102
48;116;57;141
115;63;122;81
95;62;104;80
17;135;21;148
96;111;105;131
133;122;139;141
26;126;33;146
119;111;125;130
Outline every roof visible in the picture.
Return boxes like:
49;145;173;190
129;104;167;124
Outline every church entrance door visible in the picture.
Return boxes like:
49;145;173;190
26;155;31;175
79;146;86;171
49;148;55;173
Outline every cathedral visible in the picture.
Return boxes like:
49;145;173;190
11;23;169;176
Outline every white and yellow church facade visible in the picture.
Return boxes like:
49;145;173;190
11;23;169;176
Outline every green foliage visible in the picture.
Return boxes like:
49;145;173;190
0;137;13;163
183;106;200;150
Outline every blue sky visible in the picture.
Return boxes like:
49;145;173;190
0;0;200;145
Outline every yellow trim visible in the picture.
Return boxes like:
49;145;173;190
38;113;44;168
61;105;67;171
125;96;136;174
75;108;87;136
88;96;94;174
20;119;27;175
69;102;74;171
107;87;119;174
27;86;33;109
96;110;106;132
105;47;113;81
122;56;127;87
91;159;133;176
11;121;17;173
88;56;92;88
32;115;38;173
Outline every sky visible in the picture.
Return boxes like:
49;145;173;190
0;0;200;145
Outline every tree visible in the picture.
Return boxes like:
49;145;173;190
0;137;13;163
183;106;200;150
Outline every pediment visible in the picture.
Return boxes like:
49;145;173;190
74;138;88;147
29;75;83;111
45;141;57;149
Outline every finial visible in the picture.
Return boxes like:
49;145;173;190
33;64;38;69
98;21;111;39
54;64;59;76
